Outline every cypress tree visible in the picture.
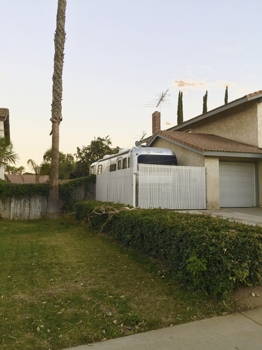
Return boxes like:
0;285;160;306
224;86;228;104
203;91;208;114
177;91;183;125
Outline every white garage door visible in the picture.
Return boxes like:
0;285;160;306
219;162;256;207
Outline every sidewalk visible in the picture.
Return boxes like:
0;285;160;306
64;306;262;350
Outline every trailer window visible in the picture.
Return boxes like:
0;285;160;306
137;155;177;166
90;166;95;174
97;164;102;174
110;164;116;172
123;158;127;169
117;159;122;170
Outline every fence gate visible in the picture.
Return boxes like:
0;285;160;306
137;164;206;209
96;168;134;206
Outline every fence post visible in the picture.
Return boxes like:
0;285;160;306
133;173;136;207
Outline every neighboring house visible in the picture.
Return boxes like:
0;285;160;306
5;174;49;184
0;108;10;180
147;91;262;209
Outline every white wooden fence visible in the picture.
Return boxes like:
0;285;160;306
0;196;48;220
138;164;206;209
96;165;206;210
96;168;134;206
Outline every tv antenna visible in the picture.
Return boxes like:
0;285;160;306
144;89;171;108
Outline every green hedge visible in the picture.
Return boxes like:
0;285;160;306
75;200;262;298
59;175;96;212
0;182;49;200
0;175;96;213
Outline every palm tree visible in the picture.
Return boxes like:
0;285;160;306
47;0;67;215
27;159;41;183
0;137;18;167
5;165;25;174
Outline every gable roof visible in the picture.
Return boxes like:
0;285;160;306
147;130;262;156
170;90;262;131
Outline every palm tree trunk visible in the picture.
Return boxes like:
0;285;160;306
47;0;67;215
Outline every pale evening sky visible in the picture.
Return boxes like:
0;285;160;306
1;0;262;170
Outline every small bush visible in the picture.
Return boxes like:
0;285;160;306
75;201;262;298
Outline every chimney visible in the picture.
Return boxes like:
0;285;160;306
152;111;161;134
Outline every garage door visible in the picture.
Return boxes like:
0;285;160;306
219;162;256;207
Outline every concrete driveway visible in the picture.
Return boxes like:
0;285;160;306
185;207;262;226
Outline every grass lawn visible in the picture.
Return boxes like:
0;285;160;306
0;217;234;350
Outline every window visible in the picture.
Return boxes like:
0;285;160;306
123;158;127;169
110;164;116;172
97;164;102;174
137;154;177;166
90;166;95;174
117;159;122;170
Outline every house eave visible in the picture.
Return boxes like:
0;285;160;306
148;134;204;155
148;134;262;159
170;93;262;131
203;151;262;158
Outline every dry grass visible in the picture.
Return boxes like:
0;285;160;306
0;217;234;350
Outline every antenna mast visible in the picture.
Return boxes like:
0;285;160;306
144;89;171;109
156;89;169;107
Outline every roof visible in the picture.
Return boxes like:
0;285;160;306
170;90;262;131
5;174;49;184
147;130;262;155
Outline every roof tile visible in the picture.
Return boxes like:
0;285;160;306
148;130;262;154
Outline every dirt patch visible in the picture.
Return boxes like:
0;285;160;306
232;286;262;311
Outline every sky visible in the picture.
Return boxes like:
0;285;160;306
1;0;262;170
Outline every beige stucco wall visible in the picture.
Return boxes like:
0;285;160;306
258;160;262;207
179;101;259;147
257;102;262;149
151;138;205;166
204;157;220;210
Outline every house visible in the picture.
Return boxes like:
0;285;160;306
0;108;10;180
147;91;262;209
5;174;49;184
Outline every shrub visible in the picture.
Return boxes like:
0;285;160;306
75;201;262;298
59;175;96;212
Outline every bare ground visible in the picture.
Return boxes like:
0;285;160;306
233;286;262;311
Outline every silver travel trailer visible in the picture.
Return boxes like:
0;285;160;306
90;146;178;175
92;145;206;210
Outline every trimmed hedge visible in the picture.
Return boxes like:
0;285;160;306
0;182;49;200
75;200;262;298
